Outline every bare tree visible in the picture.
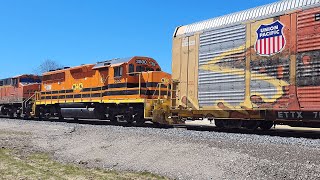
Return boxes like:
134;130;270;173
34;59;63;75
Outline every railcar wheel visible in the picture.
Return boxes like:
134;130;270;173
214;119;225;128
243;120;260;130
226;120;242;129
259;121;274;130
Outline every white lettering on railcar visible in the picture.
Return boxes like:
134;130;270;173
259;25;280;38
277;112;303;119
182;40;195;47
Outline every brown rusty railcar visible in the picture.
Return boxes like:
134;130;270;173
33;56;171;125
157;0;320;129
0;75;41;118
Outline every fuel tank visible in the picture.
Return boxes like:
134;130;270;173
60;103;97;119
60;107;96;119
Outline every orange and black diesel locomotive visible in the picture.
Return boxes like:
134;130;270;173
0;74;41;118
32;56;171;125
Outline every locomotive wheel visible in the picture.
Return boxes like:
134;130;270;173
38;113;46;121
243;120;260;130
214;119;225;128
39;114;49;121
16;113;21;119
23;114;29;120
125;114;134;124
136;118;145;126
259;121;274;130
9;112;14;119
109;113;118;123
58;116;65;121
98;114;107;120
23;113;33;120
37;107;49;121
134;113;145;126
96;111;107;120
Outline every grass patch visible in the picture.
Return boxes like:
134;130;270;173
0;148;167;180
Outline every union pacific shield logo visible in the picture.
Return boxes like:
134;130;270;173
255;21;286;56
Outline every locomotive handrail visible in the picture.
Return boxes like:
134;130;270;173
139;73;141;96
22;93;36;114
125;72;144;97
152;83;160;97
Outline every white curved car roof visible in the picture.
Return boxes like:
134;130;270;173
175;0;320;37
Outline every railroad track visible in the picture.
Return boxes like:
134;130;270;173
180;124;320;139
1;117;319;139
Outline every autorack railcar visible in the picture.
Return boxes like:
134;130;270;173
158;0;320;129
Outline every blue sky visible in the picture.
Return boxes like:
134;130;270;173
0;0;278;78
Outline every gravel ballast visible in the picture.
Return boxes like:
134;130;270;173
0;118;320;179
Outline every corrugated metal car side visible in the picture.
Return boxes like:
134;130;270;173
297;7;320;52
250;62;290;108
248;15;293;110
198;24;246;108
296;7;320;109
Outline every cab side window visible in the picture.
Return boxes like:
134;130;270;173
3;79;11;86
114;66;123;77
42;72;65;82
12;78;18;87
146;68;154;71
129;64;134;76
136;66;141;72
